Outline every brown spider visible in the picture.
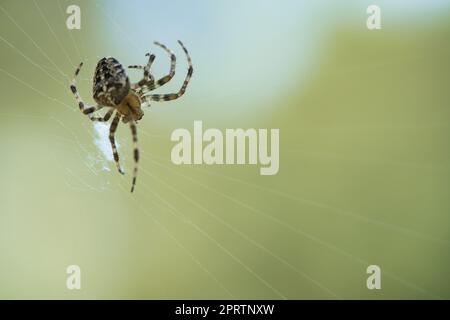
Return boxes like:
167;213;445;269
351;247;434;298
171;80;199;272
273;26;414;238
70;40;193;192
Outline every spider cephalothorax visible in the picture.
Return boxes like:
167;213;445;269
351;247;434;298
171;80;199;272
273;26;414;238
69;40;193;192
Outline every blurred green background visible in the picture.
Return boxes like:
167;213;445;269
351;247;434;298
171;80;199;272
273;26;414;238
0;0;449;299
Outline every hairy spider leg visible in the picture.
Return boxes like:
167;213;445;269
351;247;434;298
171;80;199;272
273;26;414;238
151;41;177;90
109;112;124;175
142;40;193;103
129;121;139;192
129;53;156;89
90;109;114;122
129;41;178;95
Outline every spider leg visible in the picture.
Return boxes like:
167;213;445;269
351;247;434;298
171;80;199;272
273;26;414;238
70;62;102;118
109;112;124;175
143;40;193;102
129;53;156;90
89;108;114;122
129;52;156;71
143;53;156;83
129;120;139;192
151;41;176;90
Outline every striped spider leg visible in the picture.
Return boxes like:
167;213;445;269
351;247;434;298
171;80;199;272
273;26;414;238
141;40;193;104
129;52;156;89
129;121;139;192
70;63;124;175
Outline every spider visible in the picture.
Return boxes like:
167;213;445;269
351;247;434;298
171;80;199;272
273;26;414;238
70;40;193;192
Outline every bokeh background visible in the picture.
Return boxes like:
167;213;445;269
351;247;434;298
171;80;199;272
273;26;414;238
0;0;449;299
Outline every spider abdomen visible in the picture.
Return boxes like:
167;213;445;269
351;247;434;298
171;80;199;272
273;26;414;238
92;57;130;106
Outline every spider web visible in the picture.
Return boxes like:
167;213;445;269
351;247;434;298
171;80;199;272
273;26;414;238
0;1;243;300
0;1;162;193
